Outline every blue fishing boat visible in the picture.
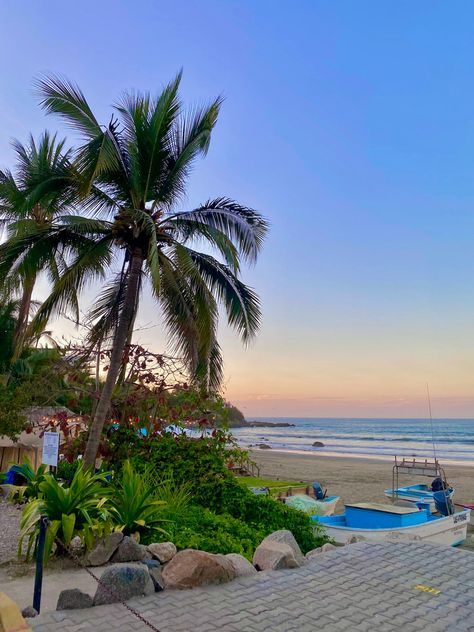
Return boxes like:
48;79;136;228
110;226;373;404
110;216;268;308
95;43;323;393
384;482;454;510
312;501;470;546
385;457;455;510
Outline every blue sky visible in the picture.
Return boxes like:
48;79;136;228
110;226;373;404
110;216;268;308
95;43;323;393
1;1;474;417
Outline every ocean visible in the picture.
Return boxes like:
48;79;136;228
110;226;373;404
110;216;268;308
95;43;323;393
231;418;474;465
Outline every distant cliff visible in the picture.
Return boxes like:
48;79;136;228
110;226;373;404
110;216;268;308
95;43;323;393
227;406;295;428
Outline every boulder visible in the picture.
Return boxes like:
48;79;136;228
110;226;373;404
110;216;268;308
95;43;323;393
21;606;38;618
147;542;177;563
253;541;300;571
312;441;324;447
162;549;236;589
260;530;304;566
57;588;93;610
86;532;124;566
93;564;154;605
139;544;153;560
225;554;257;577
141;559;165;592
257;443;272;449
305;547;322;560
110;536;147;563
321;543;337;552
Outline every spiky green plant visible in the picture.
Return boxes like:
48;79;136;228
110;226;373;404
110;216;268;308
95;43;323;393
18;463;109;562
107;461;167;539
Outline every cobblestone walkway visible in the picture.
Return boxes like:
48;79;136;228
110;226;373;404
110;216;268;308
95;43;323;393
30;541;474;631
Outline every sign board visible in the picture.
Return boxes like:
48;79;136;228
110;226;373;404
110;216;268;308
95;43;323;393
42;431;60;467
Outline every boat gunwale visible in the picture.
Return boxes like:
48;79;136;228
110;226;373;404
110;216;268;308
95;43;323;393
312;508;470;533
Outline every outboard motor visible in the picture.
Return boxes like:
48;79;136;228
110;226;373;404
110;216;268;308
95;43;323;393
431;477;448;492
433;489;454;517
312;481;325;500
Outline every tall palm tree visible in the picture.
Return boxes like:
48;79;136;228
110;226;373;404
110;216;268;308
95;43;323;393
0;132;76;358
30;72;268;467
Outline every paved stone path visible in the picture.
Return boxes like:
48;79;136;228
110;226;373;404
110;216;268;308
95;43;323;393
29;541;474;631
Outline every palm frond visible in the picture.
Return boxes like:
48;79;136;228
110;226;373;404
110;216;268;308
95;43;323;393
86;267;128;348
165;217;240;273
35;75;102;139
114;72;182;203
27;235;113;337
156;97;222;207
166;198;268;263
178;246;261;342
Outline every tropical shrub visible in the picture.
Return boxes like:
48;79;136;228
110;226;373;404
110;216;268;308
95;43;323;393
19;464;110;562
108;461;167;541
129;434;327;553
153;505;265;560
54;458;80;483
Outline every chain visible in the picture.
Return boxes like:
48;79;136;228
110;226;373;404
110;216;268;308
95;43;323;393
58;539;163;632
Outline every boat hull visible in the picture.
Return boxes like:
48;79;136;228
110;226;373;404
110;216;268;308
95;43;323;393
384;485;455;510
313;509;470;546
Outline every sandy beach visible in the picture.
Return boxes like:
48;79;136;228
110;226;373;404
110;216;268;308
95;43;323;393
251;449;474;506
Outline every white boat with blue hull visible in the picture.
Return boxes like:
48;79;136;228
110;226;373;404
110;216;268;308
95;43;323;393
384;483;455;510
312;502;470;547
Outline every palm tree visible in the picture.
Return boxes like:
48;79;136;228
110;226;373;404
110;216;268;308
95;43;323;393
0;132;76;358
30;72;268;467
0;299;18;374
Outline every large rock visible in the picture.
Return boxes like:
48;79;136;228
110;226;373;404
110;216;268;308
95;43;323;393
141;559;165;592
162;549;236;589
93;564;154;605
305;547;322;560
312;441;324;447
148;542;177;563
321;542;337;552
253;541;300;571
260;530;304;566
110;536;147;563
225;554;257;577
57;588;93;610
86;532;124;566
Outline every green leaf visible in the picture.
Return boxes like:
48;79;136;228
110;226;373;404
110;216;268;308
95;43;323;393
61;513;76;546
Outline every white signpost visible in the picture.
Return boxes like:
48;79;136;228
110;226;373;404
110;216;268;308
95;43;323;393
42;431;60;467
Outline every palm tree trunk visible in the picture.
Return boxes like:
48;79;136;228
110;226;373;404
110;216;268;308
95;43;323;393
12;275;36;360
83;248;144;467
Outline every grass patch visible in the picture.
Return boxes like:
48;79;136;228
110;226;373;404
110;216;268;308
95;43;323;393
236;476;305;490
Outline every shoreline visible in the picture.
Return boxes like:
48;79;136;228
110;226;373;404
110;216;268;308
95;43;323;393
244;446;474;468
249;449;474;506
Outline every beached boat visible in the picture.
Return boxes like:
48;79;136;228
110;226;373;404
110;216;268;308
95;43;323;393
312;502;470;546
384;483;455;510
277;481;340;516
283;493;340;516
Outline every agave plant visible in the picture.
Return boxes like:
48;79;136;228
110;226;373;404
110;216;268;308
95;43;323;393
18;463;109;562
108;461;167;540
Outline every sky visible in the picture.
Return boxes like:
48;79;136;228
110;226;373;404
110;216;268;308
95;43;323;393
1;1;474;418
